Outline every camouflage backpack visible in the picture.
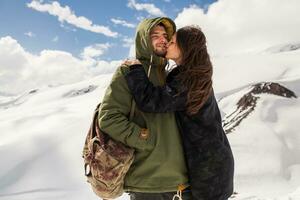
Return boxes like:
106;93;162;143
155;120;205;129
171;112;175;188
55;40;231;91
82;102;135;199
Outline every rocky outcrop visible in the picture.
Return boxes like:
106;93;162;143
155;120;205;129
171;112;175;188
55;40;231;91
63;85;97;97
266;43;300;53
223;82;297;134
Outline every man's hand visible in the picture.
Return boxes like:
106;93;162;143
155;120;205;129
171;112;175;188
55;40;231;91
122;59;141;66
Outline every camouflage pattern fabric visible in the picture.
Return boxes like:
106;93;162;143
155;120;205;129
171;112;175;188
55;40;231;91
82;103;135;199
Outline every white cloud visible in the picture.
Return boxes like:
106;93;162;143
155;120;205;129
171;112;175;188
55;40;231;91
81;43;112;59
174;0;300;55
0;37;28;93
60;23;77;32
92;60;123;74
24;31;35;37
121;36;135;57
122;37;134;48
52;36;59;42
0;36;120;95
27;0;118;37
127;0;165;16
128;44;135;58
136;15;145;22
111;18;135;28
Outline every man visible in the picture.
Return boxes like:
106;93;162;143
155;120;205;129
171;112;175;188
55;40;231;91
98;17;191;199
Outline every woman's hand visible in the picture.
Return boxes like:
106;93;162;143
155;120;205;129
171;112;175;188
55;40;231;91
122;59;141;66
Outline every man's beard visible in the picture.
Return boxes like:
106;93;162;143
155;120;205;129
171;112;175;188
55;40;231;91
153;47;167;57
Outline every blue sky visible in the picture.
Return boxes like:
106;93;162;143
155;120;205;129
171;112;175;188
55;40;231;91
1;0;299;95
0;0;216;60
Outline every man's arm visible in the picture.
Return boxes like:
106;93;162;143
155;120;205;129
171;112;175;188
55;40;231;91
124;64;186;113
98;66;153;151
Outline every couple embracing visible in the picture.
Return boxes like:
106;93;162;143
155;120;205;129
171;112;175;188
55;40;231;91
98;17;234;200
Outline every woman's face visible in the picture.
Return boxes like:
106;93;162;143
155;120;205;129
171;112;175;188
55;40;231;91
166;34;182;65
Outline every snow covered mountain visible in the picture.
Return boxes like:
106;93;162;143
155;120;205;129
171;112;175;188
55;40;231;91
1;48;300;200
222;82;297;134
265;43;300;53
219;81;300;199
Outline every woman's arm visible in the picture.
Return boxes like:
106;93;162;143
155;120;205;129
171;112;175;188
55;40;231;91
124;64;187;113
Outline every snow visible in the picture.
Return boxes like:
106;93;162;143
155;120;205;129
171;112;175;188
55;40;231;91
212;49;300;94
226;94;300;199
1;49;300;199
265;43;300;53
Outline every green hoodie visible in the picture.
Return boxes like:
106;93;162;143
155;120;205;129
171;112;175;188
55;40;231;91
98;17;189;193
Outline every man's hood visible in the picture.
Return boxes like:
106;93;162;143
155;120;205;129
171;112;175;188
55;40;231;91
135;17;176;67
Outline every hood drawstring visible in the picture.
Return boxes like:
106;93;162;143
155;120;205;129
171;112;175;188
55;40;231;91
148;54;153;77
172;190;183;200
172;184;186;200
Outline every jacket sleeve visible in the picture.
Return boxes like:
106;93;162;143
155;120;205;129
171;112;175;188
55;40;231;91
98;66;153;151
124;65;186;113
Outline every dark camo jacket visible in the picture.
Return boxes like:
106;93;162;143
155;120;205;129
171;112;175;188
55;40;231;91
125;65;234;200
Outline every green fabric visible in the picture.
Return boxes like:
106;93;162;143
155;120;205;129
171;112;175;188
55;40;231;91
98;17;188;193
135;17;176;68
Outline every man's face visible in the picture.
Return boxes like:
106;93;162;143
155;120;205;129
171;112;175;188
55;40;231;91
150;25;168;57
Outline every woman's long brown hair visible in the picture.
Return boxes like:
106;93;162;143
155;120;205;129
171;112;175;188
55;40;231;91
176;26;213;115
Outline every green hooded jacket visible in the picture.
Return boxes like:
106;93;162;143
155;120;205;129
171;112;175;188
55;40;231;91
98;17;189;193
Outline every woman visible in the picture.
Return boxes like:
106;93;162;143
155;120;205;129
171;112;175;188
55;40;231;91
124;26;234;200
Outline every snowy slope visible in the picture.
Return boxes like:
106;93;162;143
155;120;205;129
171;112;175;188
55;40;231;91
1;48;300;200
212;49;300;95
220;85;300;199
0;73;125;200
265;43;300;54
